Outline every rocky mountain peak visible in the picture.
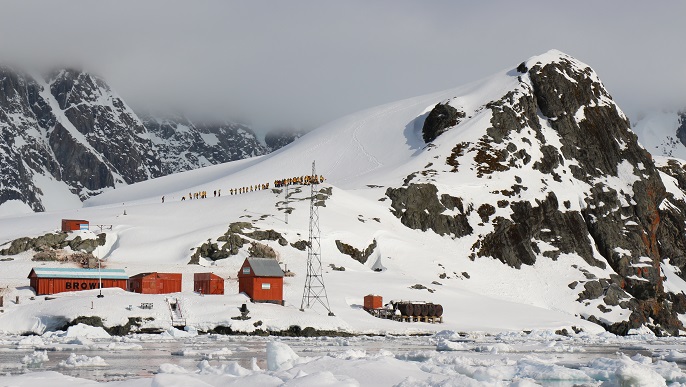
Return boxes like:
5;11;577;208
397;50;686;335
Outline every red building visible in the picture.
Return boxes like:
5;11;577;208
28;267;128;295
238;258;284;305
194;273;224;295
61;219;89;232
129;272;182;294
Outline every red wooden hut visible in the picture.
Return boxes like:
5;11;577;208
238;258;284;304
62;219;89;232
28;267;128;295
194;273;224;295
128;272;182;294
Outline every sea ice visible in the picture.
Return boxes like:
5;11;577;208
267;341;301;371
21;350;48;366
64;323;111;339
58;353;108;368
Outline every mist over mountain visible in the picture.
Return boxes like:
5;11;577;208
264;128;309;152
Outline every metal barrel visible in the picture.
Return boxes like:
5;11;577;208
434;304;443;317
412;303;421;317
421;303;429;316
427;303;436;316
398;302;412;316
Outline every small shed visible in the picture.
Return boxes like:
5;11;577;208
194;273;224;295
129;272;182;294
364;294;383;311
28;267;128;295
238;258;284;305
62;219;89;232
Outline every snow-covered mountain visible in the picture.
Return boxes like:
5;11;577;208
633;111;686;159
0;67;266;214
3;50;686;337
139;111;267;174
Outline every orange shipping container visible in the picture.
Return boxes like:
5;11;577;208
364;294;383;311
129;272;182;294
194;273;225;295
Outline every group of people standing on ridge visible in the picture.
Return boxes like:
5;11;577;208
231;184;269;195
169;173;325;202
181;190;221;201
274;174;324;188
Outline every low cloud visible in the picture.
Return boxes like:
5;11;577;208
1;0;685;132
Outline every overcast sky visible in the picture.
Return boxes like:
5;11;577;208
1;0;685;132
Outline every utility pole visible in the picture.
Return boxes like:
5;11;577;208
96;242;103;298
300;161;334;316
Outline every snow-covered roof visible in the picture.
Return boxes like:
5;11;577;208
245;258;284;277
28;267;128;280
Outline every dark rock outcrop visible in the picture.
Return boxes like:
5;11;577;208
422;103;465;143
190;222;284;263
248;242;277;259
386;184;472;238
243;229;288;246
475;193;604;269
335;239;377;264
0;232;104;255
290;240;309;251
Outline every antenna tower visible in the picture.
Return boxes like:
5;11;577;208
300;161;334;316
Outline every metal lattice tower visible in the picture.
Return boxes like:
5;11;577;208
300;161;334;316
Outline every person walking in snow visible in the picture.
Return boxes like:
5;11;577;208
162;196;165;203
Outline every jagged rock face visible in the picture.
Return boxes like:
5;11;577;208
655;159;686;275
142;113;267;175
0;67;55;211
527;59;668;302
386;51;686;335
48;122;117;194
49;70;162;184
475;192;605;269
0;66;267;211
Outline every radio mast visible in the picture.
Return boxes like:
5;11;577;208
300;161;334;316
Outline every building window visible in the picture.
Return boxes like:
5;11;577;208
243;267;250;274
261;282;271;290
